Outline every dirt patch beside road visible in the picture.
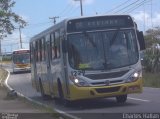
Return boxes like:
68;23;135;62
0;68;43;113
0;68;59;119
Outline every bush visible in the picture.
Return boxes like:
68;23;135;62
143;71;160;88
143;48;160;73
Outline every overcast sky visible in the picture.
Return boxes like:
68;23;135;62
2;0;160;53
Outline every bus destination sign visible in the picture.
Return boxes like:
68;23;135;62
13;50;30;54
67;15;134;32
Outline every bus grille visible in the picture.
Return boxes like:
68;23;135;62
91;80;123;85
85;70;129;80
95;86;120;93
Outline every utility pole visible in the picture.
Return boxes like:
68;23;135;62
0;38;2;66
74;0;83;16
19;26;22;49
0;38;1;55
143;2;146;32
0;35;3;55
49;16;59;25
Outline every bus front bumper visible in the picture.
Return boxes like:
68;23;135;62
68;79;142;101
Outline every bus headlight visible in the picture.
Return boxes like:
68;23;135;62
70;76;89;87
126;72;140;83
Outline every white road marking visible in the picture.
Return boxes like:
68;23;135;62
128;97;150;102
5;70;13;91
4;70;80;119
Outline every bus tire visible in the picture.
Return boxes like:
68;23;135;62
39;78;48;99
57;79;63;99
12;68;15;74
116;94;127;103
57;79;70;107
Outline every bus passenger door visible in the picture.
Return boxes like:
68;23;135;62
46;40;53;95
30;43;38;91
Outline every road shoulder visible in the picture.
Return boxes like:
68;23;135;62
0;68;60;119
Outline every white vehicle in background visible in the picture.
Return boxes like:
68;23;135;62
12;49;31;73
152;43;160;49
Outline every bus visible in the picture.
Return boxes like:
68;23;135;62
12;49;31;73
30;15;145;105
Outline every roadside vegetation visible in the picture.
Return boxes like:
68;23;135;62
142;48;160;88
142;71;160;88
142;27;160;88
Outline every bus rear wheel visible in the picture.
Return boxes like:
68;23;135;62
39;79;49;99
116;94;127;103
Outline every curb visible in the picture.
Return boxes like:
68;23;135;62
3;69;80;119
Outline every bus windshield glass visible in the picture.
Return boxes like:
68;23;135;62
68;29;138;70
13;53;30;64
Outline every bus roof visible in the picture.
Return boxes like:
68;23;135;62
12;49;30;53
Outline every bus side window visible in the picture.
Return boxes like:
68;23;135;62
49;34;52;61
36;41;38;62
37;40;41;62
39;39;42;61
29;43;32;63
54;31;61;59
51;33;55;60
42;38;46;61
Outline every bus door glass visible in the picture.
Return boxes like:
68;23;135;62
32;42;39;89
46;34;53;94
46;41;51;74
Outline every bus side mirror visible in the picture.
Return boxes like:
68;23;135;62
62;40;67;53
137;31;145;50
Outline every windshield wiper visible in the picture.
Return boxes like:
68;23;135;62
83;31;97;48
101;29;119;70
110;29;120;46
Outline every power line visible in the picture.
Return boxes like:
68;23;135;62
113;0;141;14
2;43;19;46
150;0;153;28
74;0;83;16
105;0;131;14
57;3;72;16
28;22;52;27
49;16;59;24
66;6;79;17
122;0;149;14
57;3;76;17
24;22;52;29
61;5;77;17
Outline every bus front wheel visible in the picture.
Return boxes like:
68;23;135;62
57;79;71;107
116;94;127;103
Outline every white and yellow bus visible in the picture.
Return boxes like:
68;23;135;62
30;15;145;105
12;49;31;73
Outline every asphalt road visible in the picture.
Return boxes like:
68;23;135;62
4;64;160;119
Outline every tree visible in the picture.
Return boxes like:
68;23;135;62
0;0;27;39
143;27;160;73
144;27;160;48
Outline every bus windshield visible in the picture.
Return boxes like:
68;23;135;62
68;29;139;70
13;53;30;64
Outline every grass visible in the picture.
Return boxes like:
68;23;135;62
0;68;8;86
0;61;11;64
142;71;160;88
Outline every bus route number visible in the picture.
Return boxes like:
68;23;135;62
71;70;85;76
